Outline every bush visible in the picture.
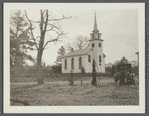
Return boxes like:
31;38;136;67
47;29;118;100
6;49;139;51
81;67;85;74
51;65;62;74
132;66;139;75
105;67;112;74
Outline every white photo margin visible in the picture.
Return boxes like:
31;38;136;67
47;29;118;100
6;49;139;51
4;3;145;113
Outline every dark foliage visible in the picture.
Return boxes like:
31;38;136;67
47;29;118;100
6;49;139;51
131;66;139;75
105;67;112;74
55;46;65;64
51;65;62;74
10;10;35;71
81;67;86;74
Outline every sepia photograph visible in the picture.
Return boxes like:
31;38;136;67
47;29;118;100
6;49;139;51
4;3;145;113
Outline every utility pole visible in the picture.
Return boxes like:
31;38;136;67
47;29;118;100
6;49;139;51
135;52;139;66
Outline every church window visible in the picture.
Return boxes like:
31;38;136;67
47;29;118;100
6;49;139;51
99;55;101;62
71;58;74;69
88;55;91;62
99;43;101;47
79;57;82;69
65;59;67;70
92;43;95;47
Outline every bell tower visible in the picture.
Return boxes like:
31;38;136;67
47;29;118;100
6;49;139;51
89;12;105;73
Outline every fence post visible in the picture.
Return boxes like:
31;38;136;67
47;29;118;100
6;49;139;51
92;59;97;85
70;70;74;86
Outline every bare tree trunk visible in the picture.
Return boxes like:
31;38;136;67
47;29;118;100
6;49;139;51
36;10;47;84
37;48;44;84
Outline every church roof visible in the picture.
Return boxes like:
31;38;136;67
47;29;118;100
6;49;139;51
63;48;92;58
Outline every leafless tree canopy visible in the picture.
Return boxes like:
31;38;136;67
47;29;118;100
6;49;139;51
75;35;89;49
24;9;72;84
24;10;71;51
65;35;89;52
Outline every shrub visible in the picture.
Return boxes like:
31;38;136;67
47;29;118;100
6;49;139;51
81;67;85;74
105;67;112;74
51;65;62;74
131;66;139;75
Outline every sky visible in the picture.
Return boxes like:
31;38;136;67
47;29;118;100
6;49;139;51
15;8;138;66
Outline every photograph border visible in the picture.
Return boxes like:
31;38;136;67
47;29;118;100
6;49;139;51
1;1;148;115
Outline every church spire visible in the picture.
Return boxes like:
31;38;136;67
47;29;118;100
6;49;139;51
93;11;99;32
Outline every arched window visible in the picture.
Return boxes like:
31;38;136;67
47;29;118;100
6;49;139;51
88;55;91;62
79;57;82;69
93;35;94;38
99;55;101;62
99;43;101;47
65;59;67;70
98;35;99;38
71;58;74;69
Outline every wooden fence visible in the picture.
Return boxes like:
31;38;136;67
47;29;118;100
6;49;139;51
10;73;113;82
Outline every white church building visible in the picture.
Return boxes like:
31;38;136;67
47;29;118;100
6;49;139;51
62;13;106;73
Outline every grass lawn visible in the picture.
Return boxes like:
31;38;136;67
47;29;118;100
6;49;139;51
10;77;139;106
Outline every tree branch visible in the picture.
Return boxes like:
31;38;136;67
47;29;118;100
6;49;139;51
46;27;54;31
42;39;57;50
35;36;40;40
47;23;59;30
42;32;64;50
43;10;48;33
48;16;72;21
29;16;72;23
40;10;44;34
24;10;39;50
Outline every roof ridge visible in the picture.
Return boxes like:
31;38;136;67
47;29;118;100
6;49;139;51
72;48;89;51
63;48;92;58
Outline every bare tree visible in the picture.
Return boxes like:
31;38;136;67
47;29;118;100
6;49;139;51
75;35;89;49
65;35;89;52
24;10;71;84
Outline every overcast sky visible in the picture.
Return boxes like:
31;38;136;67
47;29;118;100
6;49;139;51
17;8;138;66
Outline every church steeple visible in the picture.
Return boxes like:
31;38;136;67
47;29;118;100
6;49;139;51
93;11;99;33
90;11;102;40
88;11;105;73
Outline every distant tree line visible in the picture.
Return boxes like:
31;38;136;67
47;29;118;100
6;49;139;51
106;59;139;75
11;64;62;76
